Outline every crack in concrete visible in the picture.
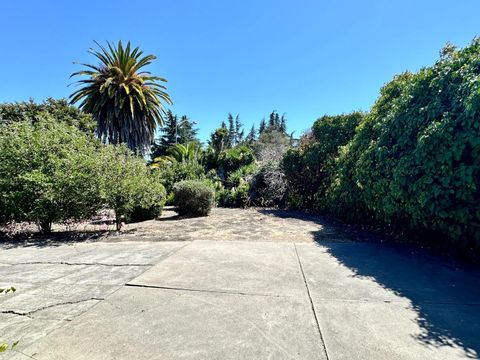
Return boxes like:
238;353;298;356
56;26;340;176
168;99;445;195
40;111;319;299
0;297;104;318
124;283;287;298
293;243;331;360
4;261;150;267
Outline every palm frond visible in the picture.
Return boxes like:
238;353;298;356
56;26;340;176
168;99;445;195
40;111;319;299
69;41;172;153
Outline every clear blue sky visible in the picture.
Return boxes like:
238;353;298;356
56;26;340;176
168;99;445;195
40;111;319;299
1;0;479;142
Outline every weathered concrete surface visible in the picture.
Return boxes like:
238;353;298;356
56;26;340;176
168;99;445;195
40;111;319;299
0;241;187;354
128;241;306;297
1;208;479;359
295;242;480;360
11;286;326;360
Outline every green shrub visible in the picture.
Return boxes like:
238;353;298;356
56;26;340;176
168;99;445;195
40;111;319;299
218;183;250;208
127;182;166;223
323;39;480;256
225;163;256;188
216;146;255;178
155;160;205;195
282;112;363;209
0;98;96;134
173;180;215;216
100;146;165;230
0;117;102;233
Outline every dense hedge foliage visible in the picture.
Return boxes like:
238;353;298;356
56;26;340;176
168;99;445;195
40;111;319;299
155;160;205;197
323;42;480;253
283;40;480;257
282;112;363;209
173;180;215;216
0;98;96;134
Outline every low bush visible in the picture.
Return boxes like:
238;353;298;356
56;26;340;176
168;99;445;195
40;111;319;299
127;182;166;223
173;180;215;217
218;183;250;208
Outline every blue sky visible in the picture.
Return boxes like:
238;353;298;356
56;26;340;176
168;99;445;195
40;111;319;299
1;0;479;142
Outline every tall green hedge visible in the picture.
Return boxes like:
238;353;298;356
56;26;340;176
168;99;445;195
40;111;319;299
282;112;363;209
322;40;480;255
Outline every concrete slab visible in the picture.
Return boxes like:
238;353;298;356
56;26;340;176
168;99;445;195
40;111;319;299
312;300;480;360
63;241;188;265
295;242;480;359
0;283;116;315
0;241;188;266
295;242;480;303
0;313;65;354
12;286;327;360
128;241;306;296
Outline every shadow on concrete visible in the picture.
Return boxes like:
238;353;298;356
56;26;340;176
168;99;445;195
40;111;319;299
318;240;480;358
261;208;480;358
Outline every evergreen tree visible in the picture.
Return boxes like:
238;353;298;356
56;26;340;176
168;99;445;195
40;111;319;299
150;110;177;158
269;111;276;127
235;114;244;144
150;112;199;160
177;115;199;144
227;113;235;148
259;118;266;134
245;124;256;145
279;114;287;133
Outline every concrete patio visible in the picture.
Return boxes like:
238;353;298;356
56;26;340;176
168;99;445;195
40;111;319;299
0;208;479;359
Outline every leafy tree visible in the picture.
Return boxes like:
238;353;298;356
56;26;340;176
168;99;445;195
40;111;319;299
70;41;172;153
0;117;103;233
0;98;95;133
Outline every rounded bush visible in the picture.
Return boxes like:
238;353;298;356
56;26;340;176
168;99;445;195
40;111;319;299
127;183;166;223
173;180;215;217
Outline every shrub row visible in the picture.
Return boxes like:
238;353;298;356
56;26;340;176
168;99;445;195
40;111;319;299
284;40;480;258
0;117;165;233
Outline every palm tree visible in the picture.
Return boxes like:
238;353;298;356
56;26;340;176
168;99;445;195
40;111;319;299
150;142;200;169
69;41;172;153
